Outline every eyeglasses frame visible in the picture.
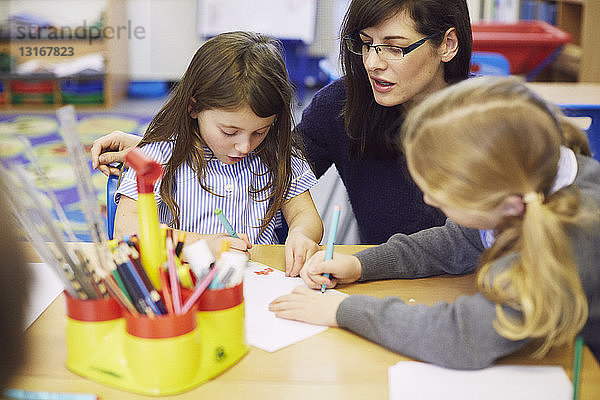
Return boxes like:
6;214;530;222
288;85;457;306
344;31;445;60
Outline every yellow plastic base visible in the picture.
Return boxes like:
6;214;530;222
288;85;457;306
66;303;248;396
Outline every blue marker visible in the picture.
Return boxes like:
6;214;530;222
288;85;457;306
321;206;341;293
215;208;239;238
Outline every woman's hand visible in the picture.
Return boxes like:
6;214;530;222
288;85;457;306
269;286;347;326
299;250;362;290
91;131;142;176
284;229;320;277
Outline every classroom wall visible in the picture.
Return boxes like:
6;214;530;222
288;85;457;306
127;0;349;80
127;0;203;80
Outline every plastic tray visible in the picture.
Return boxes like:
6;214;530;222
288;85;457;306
472;20;571;75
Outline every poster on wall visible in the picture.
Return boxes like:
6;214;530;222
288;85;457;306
197;0;317;44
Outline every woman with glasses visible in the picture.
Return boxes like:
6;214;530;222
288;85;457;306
296;0;471;244
91;0;472;246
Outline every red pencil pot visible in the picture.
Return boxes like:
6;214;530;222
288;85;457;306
122;305;201;390
196;282;244;311
64;291;122;369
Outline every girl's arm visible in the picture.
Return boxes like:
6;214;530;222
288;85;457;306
281;190;324;277
299;219;485;290
270;285;528;369
355;219;484;281
336;291;527;369
114;195;141;238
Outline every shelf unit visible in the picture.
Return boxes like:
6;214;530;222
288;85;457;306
0;0;128;110
553;0;599;82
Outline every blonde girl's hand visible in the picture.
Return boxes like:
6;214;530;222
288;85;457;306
90;130;141;176
268;286;347;326
284;230;320;277
300;250;362;290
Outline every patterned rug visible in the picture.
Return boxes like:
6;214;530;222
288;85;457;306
0;113;151;241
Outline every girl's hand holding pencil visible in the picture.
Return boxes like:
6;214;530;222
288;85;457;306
299;251;362;290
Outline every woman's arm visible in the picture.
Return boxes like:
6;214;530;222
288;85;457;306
91;131;142;176
295;79;346;178
281;190;324;276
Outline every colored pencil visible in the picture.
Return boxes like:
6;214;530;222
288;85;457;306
573;335;584;400
215;208;239;238
321;206;341;293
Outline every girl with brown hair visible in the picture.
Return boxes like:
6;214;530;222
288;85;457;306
115;32;323;274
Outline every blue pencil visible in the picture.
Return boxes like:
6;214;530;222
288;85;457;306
215;208;239;238
321;206;341;293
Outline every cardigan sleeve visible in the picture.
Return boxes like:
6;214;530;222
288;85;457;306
337;290;527;369
354;218;484;280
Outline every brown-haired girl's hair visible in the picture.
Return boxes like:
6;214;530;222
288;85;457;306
402;76;591;357
138;31;303;233
340;0;472;159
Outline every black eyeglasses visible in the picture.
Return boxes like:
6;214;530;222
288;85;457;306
344;32;444;61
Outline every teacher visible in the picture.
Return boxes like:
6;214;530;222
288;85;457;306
91;0;472;244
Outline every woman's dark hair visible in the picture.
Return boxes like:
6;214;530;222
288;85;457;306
340;0;472;158
139;31;303;233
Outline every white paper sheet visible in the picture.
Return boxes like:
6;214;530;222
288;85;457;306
389;361;573;400
243;261;328;352
23;262;64;330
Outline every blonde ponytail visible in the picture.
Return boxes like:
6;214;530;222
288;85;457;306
479;187;588;357
402;76;592;357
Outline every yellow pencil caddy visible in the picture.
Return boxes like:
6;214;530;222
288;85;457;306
64;283;248;396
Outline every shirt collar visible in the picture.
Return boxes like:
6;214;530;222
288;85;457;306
479;146;578;249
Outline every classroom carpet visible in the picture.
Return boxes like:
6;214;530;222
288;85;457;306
0;113;151;241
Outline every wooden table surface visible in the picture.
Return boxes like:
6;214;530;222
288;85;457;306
8;244;600;399
527;82;600;105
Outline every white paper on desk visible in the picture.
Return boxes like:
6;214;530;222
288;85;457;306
389;361;572;400
23;263;64;330
243;261;328;352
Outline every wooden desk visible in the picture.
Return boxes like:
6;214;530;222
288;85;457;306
526;82;600;105
10;245;600;399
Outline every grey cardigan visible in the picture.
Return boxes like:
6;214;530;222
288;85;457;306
337;155;600;369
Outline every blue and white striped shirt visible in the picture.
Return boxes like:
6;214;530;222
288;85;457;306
115;141;318;244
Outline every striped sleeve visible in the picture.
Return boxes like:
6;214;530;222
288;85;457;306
114;141;173;205
286;155;318;199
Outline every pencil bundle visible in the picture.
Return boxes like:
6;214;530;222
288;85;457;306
1;105;247;316
98;230;247;318
0;148;108;301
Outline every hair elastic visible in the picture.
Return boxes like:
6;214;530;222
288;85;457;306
523;192;545;204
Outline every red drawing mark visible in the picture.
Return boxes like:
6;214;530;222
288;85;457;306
254;267;273;275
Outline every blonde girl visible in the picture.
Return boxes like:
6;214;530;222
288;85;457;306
115;32;323;274
269;77;600;368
